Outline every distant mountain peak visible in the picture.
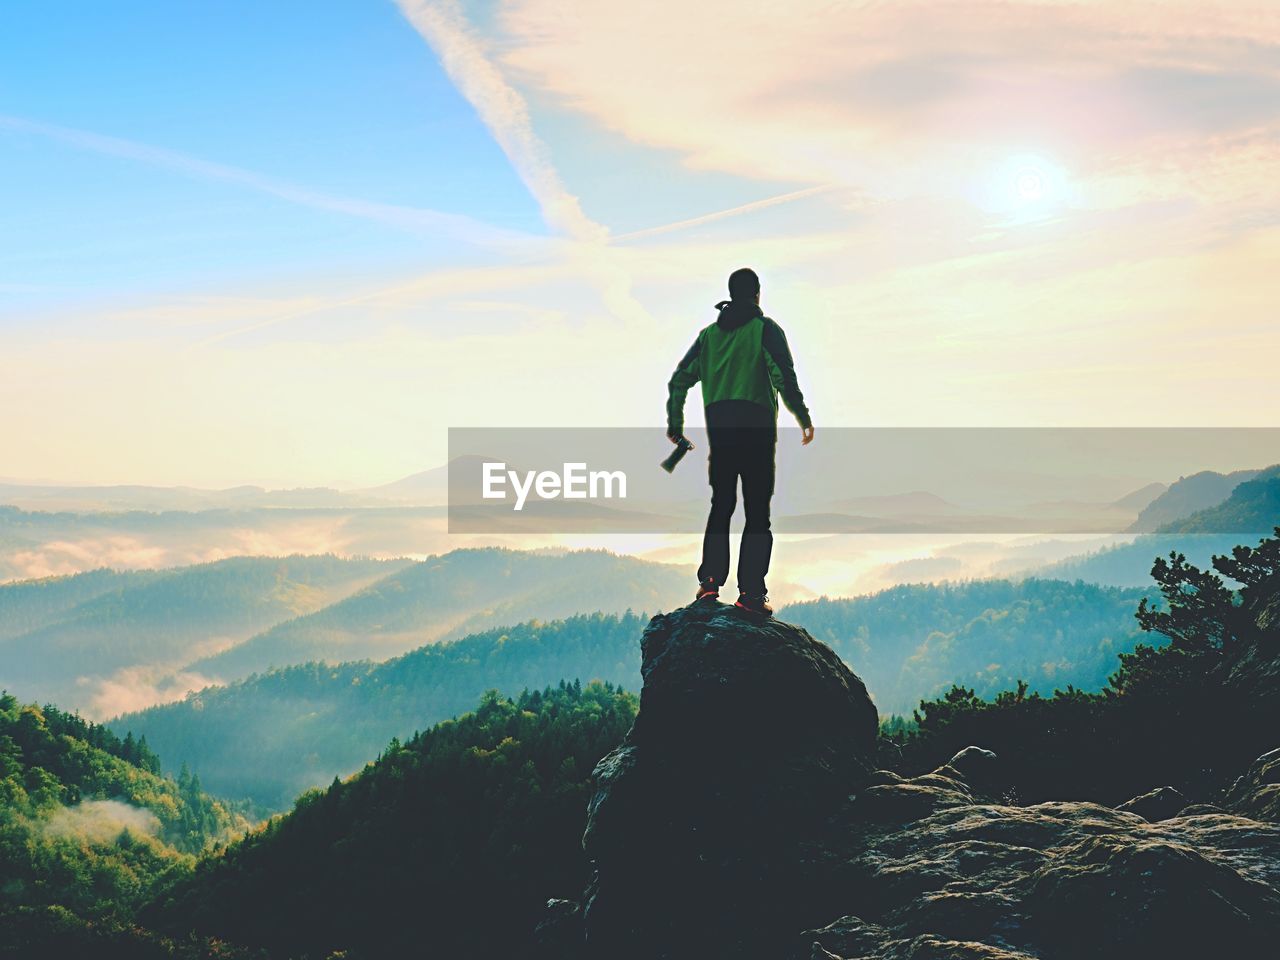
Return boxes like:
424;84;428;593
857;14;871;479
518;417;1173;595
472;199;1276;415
1128;466;1266;532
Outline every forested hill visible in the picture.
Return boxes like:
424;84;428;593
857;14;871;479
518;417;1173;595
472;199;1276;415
1155;466;1280;534
1039;533;1248;586
134;530;1280;959
115;611;647;811
894;527;1280;805
186;547;689;681
120;579;1159;811
0;553;410;714
0;691;251;945
781;578;1155;713
142;682;638;960
1041;472;1280;586
1128;465;1263;531
11;533;1280;958
0;549;685;721
0;567;162;641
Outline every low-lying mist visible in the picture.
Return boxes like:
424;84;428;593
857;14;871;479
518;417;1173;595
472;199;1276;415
42;798;161;845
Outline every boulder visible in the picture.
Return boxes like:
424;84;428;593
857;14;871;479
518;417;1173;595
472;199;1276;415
579;603;879;959
945;746;1000;788
1116;785;1188;821
1220;747;1280;823
801;798;1280;959
1021;831;1280;956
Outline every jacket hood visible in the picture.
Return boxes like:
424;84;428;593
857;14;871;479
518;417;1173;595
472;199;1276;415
714;299;763;331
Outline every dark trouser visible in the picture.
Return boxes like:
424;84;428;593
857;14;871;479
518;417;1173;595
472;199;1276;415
697;428;776;597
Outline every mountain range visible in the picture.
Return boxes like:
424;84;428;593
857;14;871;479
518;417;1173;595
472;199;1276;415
1156;466;1280;534
0;554;408;715
186;547;689;681
1128;466;1264;532
0;548;687;720
113;577;1155;811
81;528;1280;959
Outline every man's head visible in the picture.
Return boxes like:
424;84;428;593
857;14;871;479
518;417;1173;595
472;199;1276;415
728;267;760;304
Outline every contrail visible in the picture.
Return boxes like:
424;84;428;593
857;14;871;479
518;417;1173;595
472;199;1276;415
395;0;606;244
396;0;650;326
0;114;527;248
612;184;838;242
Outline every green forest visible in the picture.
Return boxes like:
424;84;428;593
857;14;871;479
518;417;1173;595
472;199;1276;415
144;681;637;959
2;528;1277;957
0;692;259;958
0;568;161;641
782;578;1156;711
118;611;648;811
893;528;1280;804
1;680;636;957
1157;468;1280;533
118;579;1159;812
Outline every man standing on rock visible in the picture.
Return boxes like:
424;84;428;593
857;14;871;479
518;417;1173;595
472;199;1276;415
666;267;814;616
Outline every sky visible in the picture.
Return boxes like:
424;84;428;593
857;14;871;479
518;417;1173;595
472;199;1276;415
3;0;1279;488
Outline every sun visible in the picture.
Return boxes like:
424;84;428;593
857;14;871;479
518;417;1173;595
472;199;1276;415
1015;168;1046;202
978;153;1068;221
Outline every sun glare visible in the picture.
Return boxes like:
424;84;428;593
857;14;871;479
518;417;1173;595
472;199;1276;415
1016;169;1045;201
977;152;1069;222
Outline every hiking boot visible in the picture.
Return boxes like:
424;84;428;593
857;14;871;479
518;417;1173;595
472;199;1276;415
695;578;720;603
734;592;773;616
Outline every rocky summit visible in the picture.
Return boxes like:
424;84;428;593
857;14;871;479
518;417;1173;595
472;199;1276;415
538;601;1280;960
577;602;881;959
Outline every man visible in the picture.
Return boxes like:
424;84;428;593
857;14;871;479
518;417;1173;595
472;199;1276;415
666;267;814;616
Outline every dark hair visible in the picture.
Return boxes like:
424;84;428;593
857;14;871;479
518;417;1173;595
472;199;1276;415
728;267;760;302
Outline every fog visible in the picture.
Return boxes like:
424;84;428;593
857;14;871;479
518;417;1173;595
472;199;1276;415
43;799;161;844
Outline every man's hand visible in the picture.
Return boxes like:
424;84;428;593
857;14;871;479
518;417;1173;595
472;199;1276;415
668;430;693;448
801;425;815;446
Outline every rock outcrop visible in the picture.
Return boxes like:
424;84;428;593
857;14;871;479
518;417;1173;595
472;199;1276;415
579;603;880;958
1115;784;1188;821
540;604;1280;959
808;781;1280;958
1221;748;1280;823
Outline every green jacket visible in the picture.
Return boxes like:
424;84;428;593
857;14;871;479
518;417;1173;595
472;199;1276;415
666;300;812;436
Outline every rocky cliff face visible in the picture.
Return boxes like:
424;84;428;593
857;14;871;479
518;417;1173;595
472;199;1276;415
539;603;1280;959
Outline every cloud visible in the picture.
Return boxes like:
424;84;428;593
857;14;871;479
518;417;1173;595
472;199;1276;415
8;538;170;580
186;256;633;345
87;665;225;719
491;0;1280;205
3;0;1280;490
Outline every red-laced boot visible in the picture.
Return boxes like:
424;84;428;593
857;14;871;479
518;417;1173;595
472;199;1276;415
734;592;773;616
